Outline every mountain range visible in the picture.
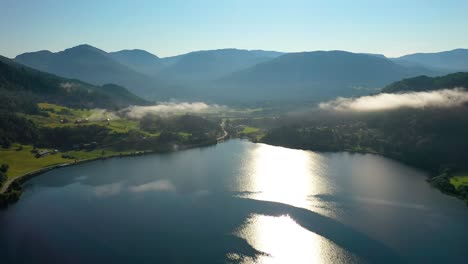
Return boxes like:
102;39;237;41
11;45;468;103
214;50;437;101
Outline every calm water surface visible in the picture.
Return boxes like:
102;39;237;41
1;140;467;263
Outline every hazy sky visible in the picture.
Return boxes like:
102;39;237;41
1;0;467;58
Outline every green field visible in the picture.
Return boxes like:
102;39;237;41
240;126;260;134
0;145;69;179
0;144;132;181
450;175;468;189
38;102;94;118
237;126;265;141
25;103;149;135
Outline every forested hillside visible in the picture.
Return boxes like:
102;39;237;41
0;55;148;111
382;72;468;93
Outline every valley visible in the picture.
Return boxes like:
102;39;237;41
2;2;468;263
2;50;468;207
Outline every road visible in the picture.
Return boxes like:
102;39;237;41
217;120;229;142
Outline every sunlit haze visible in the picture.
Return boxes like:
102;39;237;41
1;0;468;58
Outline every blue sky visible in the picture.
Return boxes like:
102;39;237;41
1;0;467;58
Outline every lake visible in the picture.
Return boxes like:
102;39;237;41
1;139;467;263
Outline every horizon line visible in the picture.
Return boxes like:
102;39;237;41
5;44;468;60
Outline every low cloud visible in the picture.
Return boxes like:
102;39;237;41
319;88;468;112
121;102;225;119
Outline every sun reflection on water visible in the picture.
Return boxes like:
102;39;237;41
234;214;355;264
239;143;328;209
233;143;352;263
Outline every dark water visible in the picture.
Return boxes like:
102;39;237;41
1;140;467;263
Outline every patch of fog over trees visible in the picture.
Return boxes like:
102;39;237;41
118;102;226;119
319;88;468;112
263;94;468;174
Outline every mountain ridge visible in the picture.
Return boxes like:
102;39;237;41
16;44;468;103
109;49;162;76
0;55;148;110
15;45;164;98
394;49;468;72
157;48;283;82
211;50;438;102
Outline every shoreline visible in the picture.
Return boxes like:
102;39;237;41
0;140;218;207
260;141;468;205
4;138;464;208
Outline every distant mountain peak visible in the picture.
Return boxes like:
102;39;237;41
34;50;53;55
62;44;108;55
360;53;387;59
111;49;159;59
73;44;96;49
449;48;468;53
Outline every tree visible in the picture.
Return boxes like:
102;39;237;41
0;164;9;173
0;164;7;184
0;171;6;184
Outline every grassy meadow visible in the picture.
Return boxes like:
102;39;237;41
0;144;136;181
450;175;468;190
